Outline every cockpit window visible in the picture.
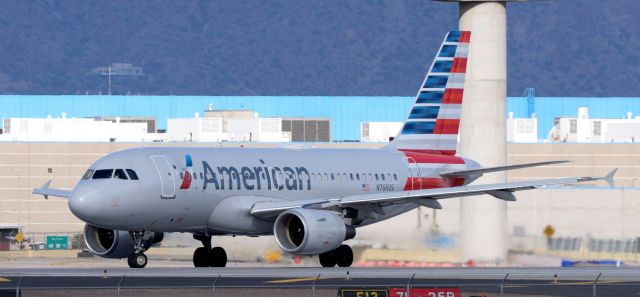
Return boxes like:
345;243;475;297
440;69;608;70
114;169;128;180
82;169;95;180
92;169;114;179
126;169;139;180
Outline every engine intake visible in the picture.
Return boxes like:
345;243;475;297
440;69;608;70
273;209;355;255
83;224;163;259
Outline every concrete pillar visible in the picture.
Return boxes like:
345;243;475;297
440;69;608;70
457;1;508;263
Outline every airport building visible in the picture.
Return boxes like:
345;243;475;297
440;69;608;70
0;95;638;258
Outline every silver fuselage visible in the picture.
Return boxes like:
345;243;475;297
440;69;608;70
69;146;477;235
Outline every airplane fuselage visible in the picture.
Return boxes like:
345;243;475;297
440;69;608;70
70;146;478;234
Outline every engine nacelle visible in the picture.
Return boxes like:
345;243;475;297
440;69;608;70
273;209;355;255
83;224;163;258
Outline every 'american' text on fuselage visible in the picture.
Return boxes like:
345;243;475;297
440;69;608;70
201;160;311;191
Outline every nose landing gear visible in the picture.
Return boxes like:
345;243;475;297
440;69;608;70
127;231;150;269
193;233;227;268
128;252;148;268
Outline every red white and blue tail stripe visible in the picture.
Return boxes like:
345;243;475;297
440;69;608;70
389;31;470;156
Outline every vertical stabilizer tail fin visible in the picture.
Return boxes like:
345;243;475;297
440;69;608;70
387;31;470;155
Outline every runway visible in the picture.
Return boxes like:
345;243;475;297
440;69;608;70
1;267;640;296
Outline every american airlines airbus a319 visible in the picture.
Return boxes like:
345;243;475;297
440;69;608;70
34;31;616;268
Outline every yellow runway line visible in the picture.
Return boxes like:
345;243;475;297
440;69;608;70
265;277;320;284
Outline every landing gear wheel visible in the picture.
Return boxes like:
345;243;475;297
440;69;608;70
209;246;227;267
128;252;147;268
193;247;210;267
319;250;337;267
335;245;353;267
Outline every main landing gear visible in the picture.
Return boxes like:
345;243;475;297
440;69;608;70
319;245;353;267
193;233;227;267
128;231;148;268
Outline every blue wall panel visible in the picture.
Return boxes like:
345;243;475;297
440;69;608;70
1;96;639;140
0;96;415;141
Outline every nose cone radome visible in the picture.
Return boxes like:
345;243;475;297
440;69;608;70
68;186;102;223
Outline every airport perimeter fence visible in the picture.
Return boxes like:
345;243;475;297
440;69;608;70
0;272;637;297
510;235;640;254
0;232;83;251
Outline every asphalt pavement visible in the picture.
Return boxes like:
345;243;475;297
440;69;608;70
1;267;639;297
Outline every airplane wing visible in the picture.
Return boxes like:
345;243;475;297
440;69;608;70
250;169;617;219
438;160;569;177
33;180;71;199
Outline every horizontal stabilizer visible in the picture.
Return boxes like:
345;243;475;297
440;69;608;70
439;160;570;177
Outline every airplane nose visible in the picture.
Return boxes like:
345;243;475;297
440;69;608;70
69;187;102;221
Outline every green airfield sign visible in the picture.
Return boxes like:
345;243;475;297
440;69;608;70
46;235;68;250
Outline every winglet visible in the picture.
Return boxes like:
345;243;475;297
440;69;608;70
34;180;52;200
604;168;618;188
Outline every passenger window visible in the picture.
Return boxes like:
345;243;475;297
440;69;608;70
92;169;113;179
200;172;204;179
393;173;398;181
126;169;139;180
381;174;385;181
331;173;335;180
82;169;95;180
114;169;128;180
375;174;379;180
356;173;360;180
350;173;354;180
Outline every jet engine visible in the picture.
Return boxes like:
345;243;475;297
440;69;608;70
273;209;355;255
83;224;163;258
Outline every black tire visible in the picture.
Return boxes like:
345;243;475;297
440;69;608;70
335;245;353;267
319;250;336;267
128;253;147;268
193;247;209;267
209;246;227;267
127;254;134;268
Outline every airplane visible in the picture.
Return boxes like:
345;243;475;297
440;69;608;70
33;30;617;269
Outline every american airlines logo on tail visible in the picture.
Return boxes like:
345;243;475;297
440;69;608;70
390;30;470;156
